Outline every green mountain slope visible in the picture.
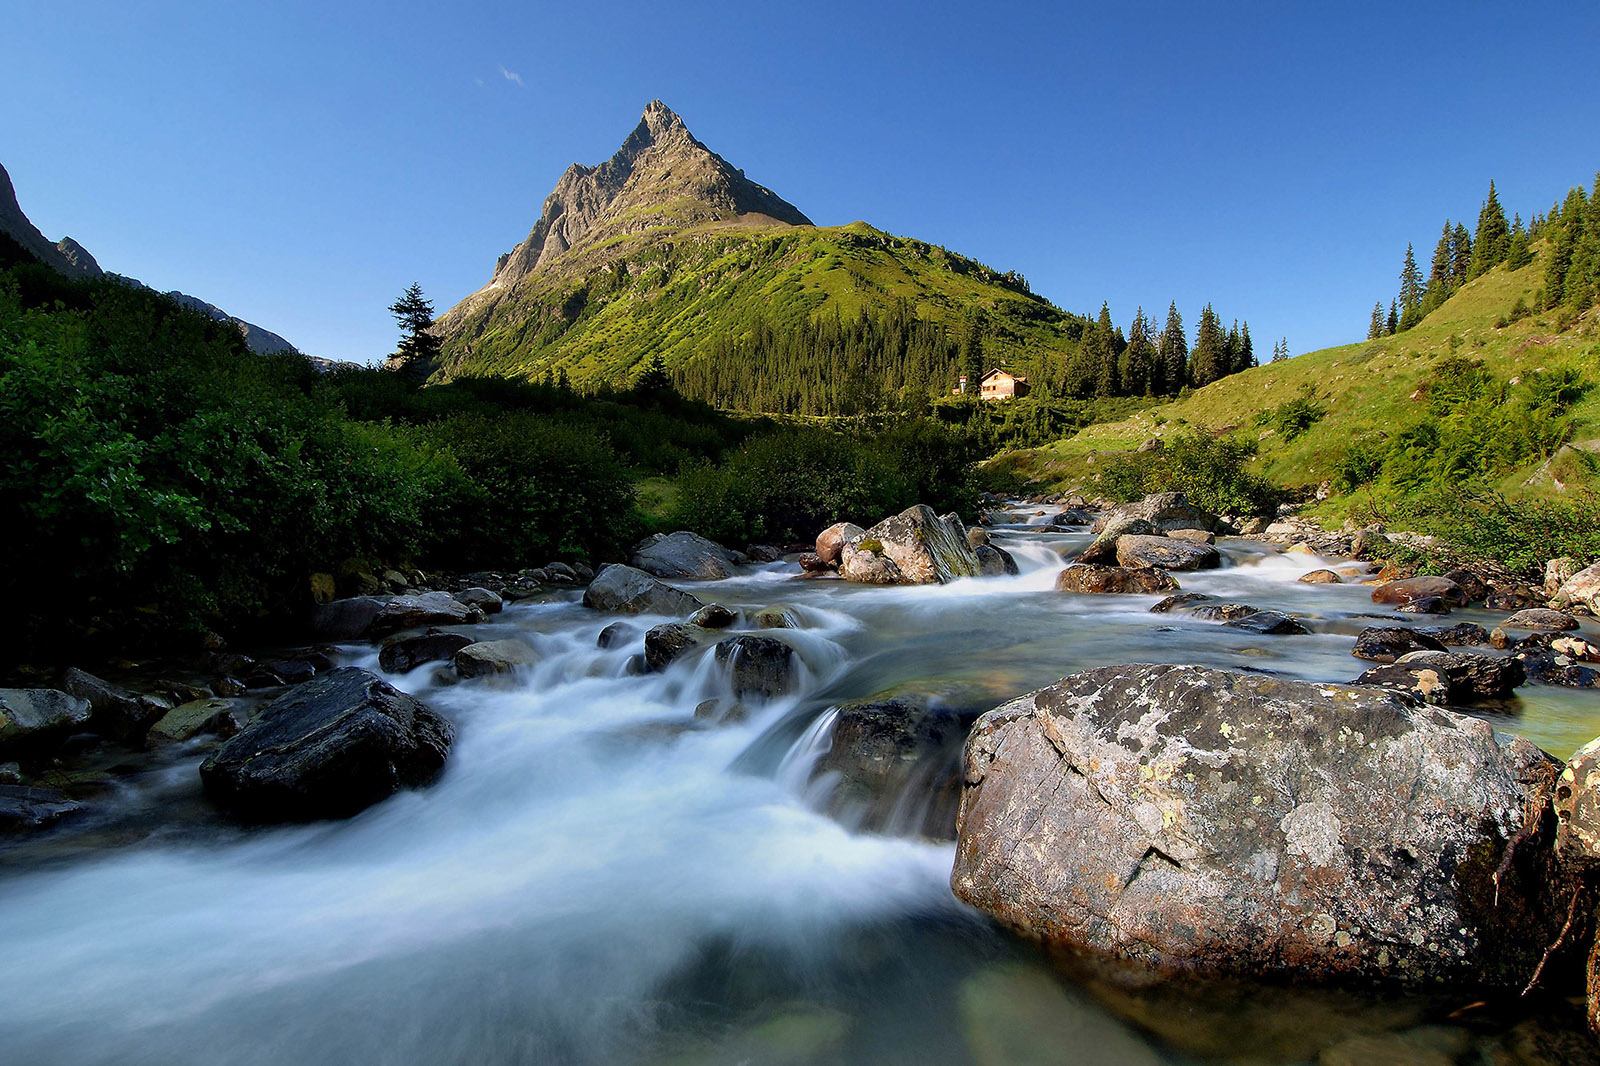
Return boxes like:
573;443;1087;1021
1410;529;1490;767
990;246;1600;506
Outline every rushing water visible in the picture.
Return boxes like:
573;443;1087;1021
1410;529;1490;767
2;507;1598;1065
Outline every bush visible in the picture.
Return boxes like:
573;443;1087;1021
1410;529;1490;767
1382;487;1600;575
1254;384;1326;441
1099;431;1281;516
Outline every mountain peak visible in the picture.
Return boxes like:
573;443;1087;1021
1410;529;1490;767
471;102;811;289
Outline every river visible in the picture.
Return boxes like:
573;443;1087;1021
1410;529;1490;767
1;506;1596;1064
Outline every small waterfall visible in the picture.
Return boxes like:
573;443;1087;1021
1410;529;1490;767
776;706;839;800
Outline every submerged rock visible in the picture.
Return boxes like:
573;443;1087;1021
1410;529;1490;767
199;668;453;822
713;635;796;700
810;696;969;839
631;531;737;580
453;639;538;679
1224;611;1309;635
1190;603;1262;622
378;631;474;673
1149;593;1212;614
0;784;85;831
951;663;1565;987
1350;626;1449;663
582;564;705;616
750;605;800;629
1115;534;1220;572
1055;564;1179;595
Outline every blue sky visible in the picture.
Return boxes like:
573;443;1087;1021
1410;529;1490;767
4;1;1598;364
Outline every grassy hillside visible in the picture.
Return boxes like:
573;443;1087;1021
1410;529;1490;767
988;244;1600;518
438;219;1084;387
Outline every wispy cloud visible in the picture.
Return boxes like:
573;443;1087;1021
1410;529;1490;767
500;66;524;87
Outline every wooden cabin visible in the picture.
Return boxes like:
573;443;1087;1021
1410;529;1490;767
977;368;1029;400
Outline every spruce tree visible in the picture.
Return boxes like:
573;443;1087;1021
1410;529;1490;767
1121;307;1155;395
1543;186;1586;308
1092;302;1120;396
1191;304;1225;385
1451;223;1473;285
1271;337;1290;363
1468;181;1510;279
1505;214;1533;270
1223;320;1241;377
1368;301;1385;340
959;313;986;396
1386;300;1399;335
1398;243;1424;328
1239;322;1254;369
1156;303;1188;394
387;283;442;367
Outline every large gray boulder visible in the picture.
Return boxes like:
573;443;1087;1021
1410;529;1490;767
199;668;453;821
582;564;705;616
631;531;737;579
1078;516;1159;565
840;505;980;585
0;689;91;756
311;592;484;641
1553;561;1600;614
1115;534;1220;571
1090;492;1222;535
951;664;1565;987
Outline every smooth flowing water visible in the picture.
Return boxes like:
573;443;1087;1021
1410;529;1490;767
2;508;1598;1065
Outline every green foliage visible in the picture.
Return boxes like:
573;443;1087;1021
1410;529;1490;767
1381;487;1600;575
1254;383;1327;441
1098;431;1281;516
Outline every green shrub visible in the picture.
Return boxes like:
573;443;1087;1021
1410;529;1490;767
1098;431;1281;516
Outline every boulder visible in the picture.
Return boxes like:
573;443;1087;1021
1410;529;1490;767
643;623;707;672
1371;576;1468;609
1224;611;1309;635
1354;652;1525;704
61;667;169;743
1502;608;1580;632
809;697;969;839
596;621;638;649
0;689;91;756
1167;528;1217;546
1090;492;1221;535
455;587;504;614
746;544;784;563
750;606;800;630
148;698;243;745
311;592;484;641
1545;557;1581;598
452;639;538;679
815;522;866;567
581;564;705;616
1055;565;1179;595
1351;626;1448;663
1149;593;1212;614
838;542;906;585
1416;623;1491;647
713;636;797;700
975;544;1020;577
0;784;85;831
845;505;980;585
378;631;475;673
199;668;453;821
1517;650;1600;689
798;552;834;574
1051;508;1096;527
1298;569;1342;584
1555;736;1600;866
631;531;737;580
688;603;738;629
950;663;1565;987
1115;535;1220;572
1190;603;1261;621
1078;516;1159;564
966;526;990;548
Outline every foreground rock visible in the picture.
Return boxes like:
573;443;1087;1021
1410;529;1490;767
810;697;969;839
951;663;1564;986
453;639;538;679
311;592;484;641
199;668;453;821
0;689;91;756
582;564;705;616
713;635;796;700
975;544;1020;577
1354;651;1525;704
631;531;737;580
840;505;980;585
0;784;85;831
815;522;865;567
1055;564;1179;595
1115;534;1220;572
1091;492;1223;535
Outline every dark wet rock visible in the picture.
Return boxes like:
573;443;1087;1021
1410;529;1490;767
692;697;747;725
643;623;707;671
745;544;784;563
61;667;169;744
200;668;453;821
1370;576;1468;609
713;635;796;701
1091;492;1223;535
1350;626;1448;663
1486;585;1543;612
454;587;504;614
1150;593;1212;614
1050;508;1096;527
1225;611;1310;635
815;522;865;567
148;698;243;745
688;603;738;629
1298;569;1342;584
1354;652;1525;704
1395;596;1451;615
311;592;484;641
842;505;979;585
951;663;1565;987
631;530;737;579
750;605;800;629
596;621;639;649
0;784;86;831
1517;651;1600;689
1502;608;1580;632
544;561;578;583
1191;603;1262;622
263;659;317;685
975;544;1020;577
1055;565;1179;595
453;639;538;679
1115;534;1220;572
1417;622;1490;647
798;552;834;574
1078;517;1159;564
379;631;475;673
582;564;705;616
212;676;248;698
811;697;970;839
0;688;91;756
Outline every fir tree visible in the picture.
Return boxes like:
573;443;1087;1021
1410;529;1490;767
633;353;672;397
1468;181;1510;279
1505;214;1533;271
1156;303;1188;394
1271;337;1290;363
1092;303;1120;396
959;313;986;396
1451;223;1473;285
1368;301;1385;340
1190;304;1226;385
1543;186;1586;309
1239;322;1254;370
387;283;442;367
1398;243;1424;328
1386;300;1399;335
1121;307;1155;395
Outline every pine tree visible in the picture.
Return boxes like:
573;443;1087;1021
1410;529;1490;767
1386;300;1399;335
1120;307;1155;395
1190;304;1226;385
1468;181;1510;279
1155;303;1187;394
1271;337;1290;363
634;353;672;396
1368;301;1385;340
1398;243;1424;328
1505;214;1533;271
1543;186;1586;309
1239;322;1254;369
1092;303;1120;396
387;283;442;368
1451;223;1473;285
959;313;986;396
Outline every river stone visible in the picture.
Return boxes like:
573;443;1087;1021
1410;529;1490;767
199;668;453;822
455;587;504;614
452;639;538;679
1516;650;1600;689
1354;652;1525;704
61;667;169;743
815;522;866;567
1545;557;1582;598
975;544;1020;577
1395;596;1451;615
1078;517;1159;564
1090;492;1222;535
1056;565;1179;595
1150;593;1212;613
147;698;243;745
713;635;796;700
950;663;1563;987
1167;528;1217;546
1555;736;1600;867
750;605;800;629
596;621;638;649
379;631;474;673
688;603;738;629
1115;535;1220;571
1502;608;1580;632
1224;611;1309;635
966;526;990;548
0;689;91;756
582;564;705;616
810;696;969;839
0;784;86;830
1417;623;1490;647
643;623;707;671
838;541;905;584
1191;603;1261;622
1371;576;1468;609
847;505;980;585
311;592;484;641
631;531;737;580
1299;569;1342;584
1351;626;1449;663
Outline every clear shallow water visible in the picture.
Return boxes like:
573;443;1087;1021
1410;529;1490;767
1;509;1597;1065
